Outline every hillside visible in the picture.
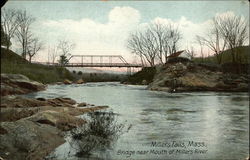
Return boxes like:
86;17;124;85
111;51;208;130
194;45;250;64
1;48;75;84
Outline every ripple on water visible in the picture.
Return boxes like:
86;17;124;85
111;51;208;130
24;83;249;160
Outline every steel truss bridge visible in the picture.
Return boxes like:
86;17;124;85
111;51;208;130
33;55;143;74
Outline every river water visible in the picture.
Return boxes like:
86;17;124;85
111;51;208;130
26;82;249;160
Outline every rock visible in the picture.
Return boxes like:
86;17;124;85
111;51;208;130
75;79;84;84
54;97;76;105
36;97;46;101
26;110;86;131
0;96;108;122
1;74;46;96
1;105;109;122
1;96;77;108
141;80;147;85
148;62;249;92
63;79;72;85
1;96;48;108
0;107;40;122
0;119;65;160
77;102;87;107
47;97;76;107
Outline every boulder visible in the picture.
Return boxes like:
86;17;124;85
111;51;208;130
76;79;84;84
47;97;76;107
63;79;72;85
1;96;78;108
1;96;48;108
0;119;65;160
1;74;46;96
77;102;87;107
26;110;86;131
0;107;40;122
141;80;147;85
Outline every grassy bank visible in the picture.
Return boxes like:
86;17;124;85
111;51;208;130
1;48;75;84
194;46;250;64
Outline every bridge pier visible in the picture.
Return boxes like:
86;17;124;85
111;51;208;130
127;67;132;75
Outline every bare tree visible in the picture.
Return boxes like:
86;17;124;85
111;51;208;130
127;30;157;67
214;14;248;63
196;21;227;64
150;22;164;64
127;32;144;66
196;36;206;62
27;37;43;62
165;25;181;59
127;22;181;66
57;39;75;65
1;8;20;50
149;22;181;63
49;45;59;64
186;44;196;60
15;10;35;59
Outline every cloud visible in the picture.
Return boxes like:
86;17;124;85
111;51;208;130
109;6;141;24
41;6;141;61
37;9;247;62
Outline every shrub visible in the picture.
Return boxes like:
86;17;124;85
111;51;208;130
77;71;83;75
69;111;125;157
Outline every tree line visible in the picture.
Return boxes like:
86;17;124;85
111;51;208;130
1;8;75;64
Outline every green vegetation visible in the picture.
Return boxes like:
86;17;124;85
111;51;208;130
124;67;156;84
194;46;250;64
1;48;75;84
73;72;127;82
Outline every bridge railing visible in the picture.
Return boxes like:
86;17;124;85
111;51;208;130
65;63;142;67
32;62;143;68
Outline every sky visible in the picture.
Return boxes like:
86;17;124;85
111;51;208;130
3;0;250;64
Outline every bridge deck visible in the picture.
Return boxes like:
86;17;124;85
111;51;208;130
33;62;142;68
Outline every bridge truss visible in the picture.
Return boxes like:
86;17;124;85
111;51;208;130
33;55;143;74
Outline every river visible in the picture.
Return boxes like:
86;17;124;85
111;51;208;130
26;82;249;160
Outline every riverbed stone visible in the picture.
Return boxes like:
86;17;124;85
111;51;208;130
76;79;84;84
78;102;87;107
1;74;46;96
26;110;86;131
141;79;147;85
0;119;65;160
63;79;72;85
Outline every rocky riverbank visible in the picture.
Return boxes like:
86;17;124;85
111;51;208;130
1;74;46;96
148;61;249;92
0;74;108;160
